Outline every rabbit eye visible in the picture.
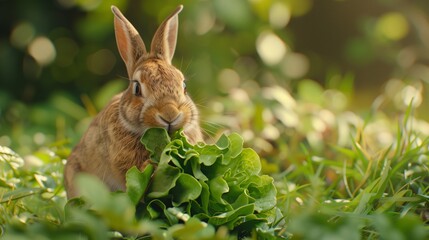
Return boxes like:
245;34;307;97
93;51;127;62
182;81;187;94
132;80;141;96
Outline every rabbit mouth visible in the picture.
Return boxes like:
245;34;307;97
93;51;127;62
155;113;184;134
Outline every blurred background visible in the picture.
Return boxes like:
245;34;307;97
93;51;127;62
1;0;429;159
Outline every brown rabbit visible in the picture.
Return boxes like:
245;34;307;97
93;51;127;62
64;5;203;199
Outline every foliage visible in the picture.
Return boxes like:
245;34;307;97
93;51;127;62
2;0;429;153
2;0;429;239
1;80;429;239
133;128;283;237
0;145;68;238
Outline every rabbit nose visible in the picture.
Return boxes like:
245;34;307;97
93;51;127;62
157;103;183;129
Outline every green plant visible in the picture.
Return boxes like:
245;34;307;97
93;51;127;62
1;80;429;239
133;128;284;238
69;128;285;239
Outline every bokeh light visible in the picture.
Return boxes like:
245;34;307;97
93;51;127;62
10;22;35;49
376;12;409;41
269;2;291;29
218;68;241;93
256;31;287;66
193;7;216;35
397;47;416;69
281;52;309;79
86;49;116;75
28;36;56;66
397;85;422;109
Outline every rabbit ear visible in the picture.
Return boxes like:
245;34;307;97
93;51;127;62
150;5;183;64
111;6;147;77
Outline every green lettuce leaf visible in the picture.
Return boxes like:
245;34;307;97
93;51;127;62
209;176;229;205
171;173;202;206
148;164;181;198
126;165;153;205
208;204;255;227
135;128;281;237
140;128;170;163
235;148;261;175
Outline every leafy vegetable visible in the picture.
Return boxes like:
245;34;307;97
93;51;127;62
126;165;154;205
132;128;284;238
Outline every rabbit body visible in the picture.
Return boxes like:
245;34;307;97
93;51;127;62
64;5;202;199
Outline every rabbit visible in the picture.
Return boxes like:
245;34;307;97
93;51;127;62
64;5;203;199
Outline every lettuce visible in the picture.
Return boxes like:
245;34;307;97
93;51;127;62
127;128;283;237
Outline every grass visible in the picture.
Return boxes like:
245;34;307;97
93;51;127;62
1;79;428;239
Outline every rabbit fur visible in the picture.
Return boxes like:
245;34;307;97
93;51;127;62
64;5;203;199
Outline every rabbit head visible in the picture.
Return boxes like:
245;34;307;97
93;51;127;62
111;5;202;143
